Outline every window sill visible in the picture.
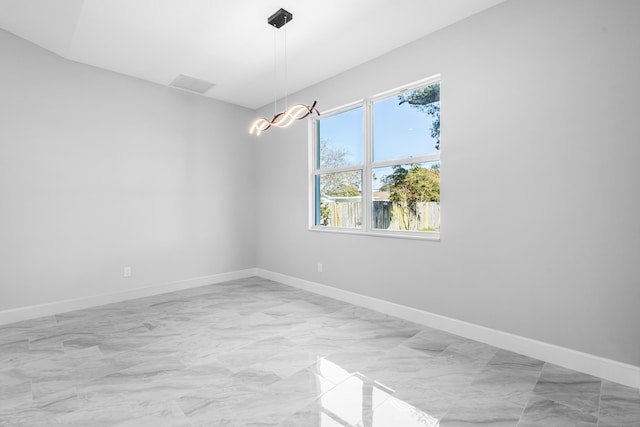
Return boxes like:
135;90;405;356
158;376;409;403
308;226;440;242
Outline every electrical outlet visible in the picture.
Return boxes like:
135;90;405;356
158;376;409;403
317;263;323;273
123;266;132;278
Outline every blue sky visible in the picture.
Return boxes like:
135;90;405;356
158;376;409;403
318;107;364;167
318;97;438;168
373;97;439;161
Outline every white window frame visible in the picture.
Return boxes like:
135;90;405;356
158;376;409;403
309;75;441;241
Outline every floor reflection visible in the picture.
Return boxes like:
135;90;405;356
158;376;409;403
315;358;440;426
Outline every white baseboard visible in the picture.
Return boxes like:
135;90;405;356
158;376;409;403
0;268;258;326
255;268;640;389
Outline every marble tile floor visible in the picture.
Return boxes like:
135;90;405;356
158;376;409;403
1;276;639;426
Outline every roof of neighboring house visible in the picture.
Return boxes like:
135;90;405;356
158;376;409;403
372;191;390;201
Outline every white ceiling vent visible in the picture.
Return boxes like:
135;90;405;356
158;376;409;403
170;74;215;94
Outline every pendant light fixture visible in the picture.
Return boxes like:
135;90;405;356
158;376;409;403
250;8;319;135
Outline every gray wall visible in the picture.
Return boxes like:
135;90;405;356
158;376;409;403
0;29;256;311
255;0;640;366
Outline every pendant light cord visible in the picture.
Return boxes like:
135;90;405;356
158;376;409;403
273;25;277;116
284;16;288;109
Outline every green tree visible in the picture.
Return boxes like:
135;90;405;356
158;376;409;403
398;83;440;150
382;164;440;230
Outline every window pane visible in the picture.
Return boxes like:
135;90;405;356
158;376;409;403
373;83;440;162
316;170;362;228
372;161;440;232
318;107;363;169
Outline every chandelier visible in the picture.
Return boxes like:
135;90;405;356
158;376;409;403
250;8;319;135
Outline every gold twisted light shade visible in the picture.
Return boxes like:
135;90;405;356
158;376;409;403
250;101;320;135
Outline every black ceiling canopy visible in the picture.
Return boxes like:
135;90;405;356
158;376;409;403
268;8;293;29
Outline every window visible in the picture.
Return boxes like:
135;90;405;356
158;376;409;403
310;76;441;239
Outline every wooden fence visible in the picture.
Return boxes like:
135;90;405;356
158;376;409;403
323;201;440;231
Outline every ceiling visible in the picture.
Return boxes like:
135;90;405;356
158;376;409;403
0;0;506;110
